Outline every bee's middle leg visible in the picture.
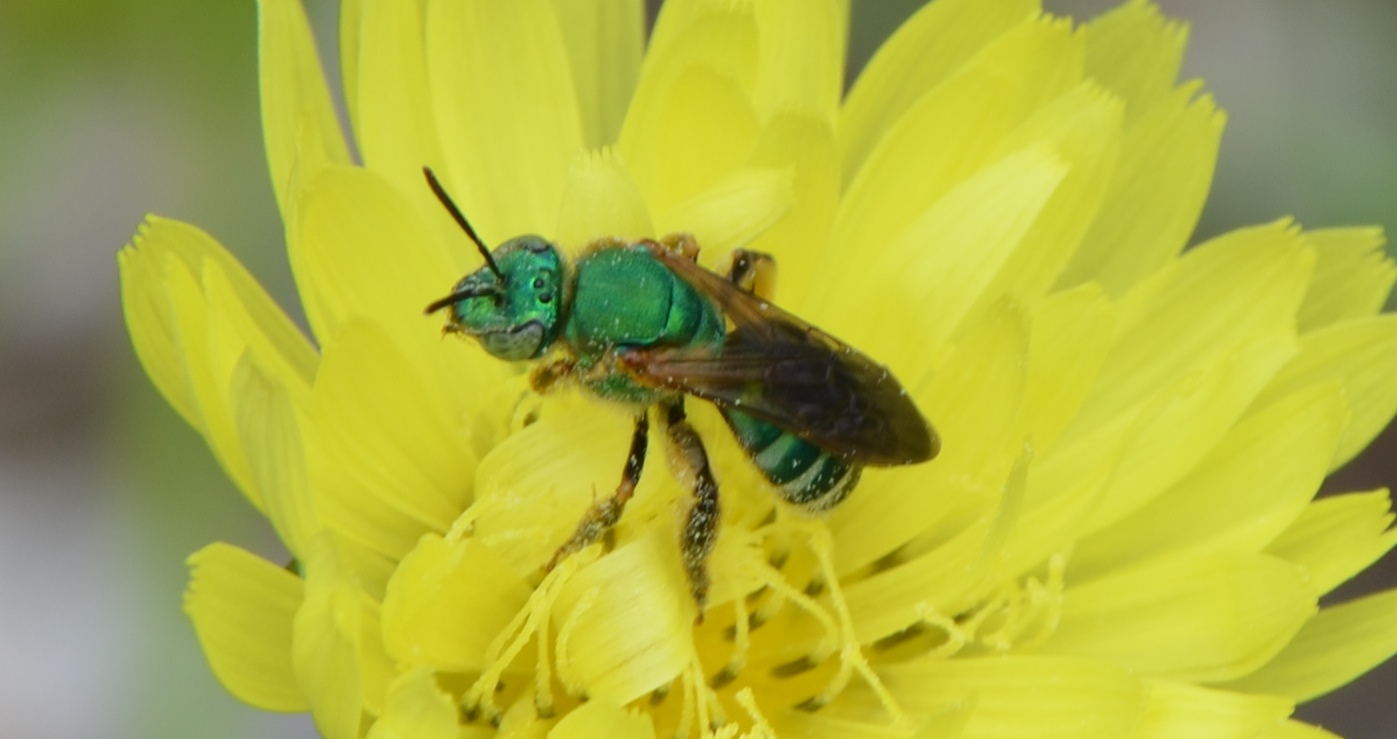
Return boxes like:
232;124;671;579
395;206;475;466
661;398;721;616
546;412;649;570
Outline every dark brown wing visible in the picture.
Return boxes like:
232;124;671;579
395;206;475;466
623;243;938;466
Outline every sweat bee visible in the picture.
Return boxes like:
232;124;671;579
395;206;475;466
423;168;937;611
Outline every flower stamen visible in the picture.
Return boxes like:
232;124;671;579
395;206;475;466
464;552;593;723
710;597;750;688
797;522;907;728
733;688;776;738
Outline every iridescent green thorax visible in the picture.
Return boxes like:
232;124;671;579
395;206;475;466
444;235;565;361
566;244;725;403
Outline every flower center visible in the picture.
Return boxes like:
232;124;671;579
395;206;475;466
450;516;1058;736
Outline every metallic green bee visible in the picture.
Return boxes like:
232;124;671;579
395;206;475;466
423;168;938;611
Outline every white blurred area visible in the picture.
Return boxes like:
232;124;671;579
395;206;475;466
0;1;1392;737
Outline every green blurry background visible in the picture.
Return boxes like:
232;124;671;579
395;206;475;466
1;1;1393;737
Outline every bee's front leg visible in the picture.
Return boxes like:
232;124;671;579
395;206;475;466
660;398;720;619
529;356;576;394
546;411;649;570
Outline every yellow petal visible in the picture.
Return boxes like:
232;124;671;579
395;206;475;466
1297;227;1393;332
548;700;656;739
1253;314;1397;469
1045;336;1295;536
358;600;395;716
200;255;315;406
1069;382;1345;582
309;320;478;561
553;532;693;705
1081;0;1189;117
752;0;845;122
381;535;532;671
879;656;1144;739
1073;220;1311;431
366;669;460;739
351;0;445;211
1021;284;1115;450
553;147;655;251
970;83;1124;306
425;0;583;239
1056;84;1225;295
293;534;367;739
164;253;260;501
231;355;321;557
832;300;1029;575
826;145;1066;371
184;543;306;712
641;0;758;94
471;399;642;574
1223;588;1397;702
832;17;1082;293
1265;490;1397;598
119;233;200;430
621;64;760;223
1132;680;1291;739
288;164;452;344
657;167;795;258
845;494;1021;641
1036;553;1315;683
259;0;351;214
547;0;644;147
120;217;317;432
839;0;1038;182
772;706;969;739
290;164;504;418
743;111;839;313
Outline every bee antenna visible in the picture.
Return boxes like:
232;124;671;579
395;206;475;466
423;166;504;281
424;284;499;316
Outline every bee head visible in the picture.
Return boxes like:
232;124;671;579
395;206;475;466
427;235;565;361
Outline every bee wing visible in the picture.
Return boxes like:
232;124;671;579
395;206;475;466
629;243;938;466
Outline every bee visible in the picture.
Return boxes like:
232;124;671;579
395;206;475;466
423;168;938;611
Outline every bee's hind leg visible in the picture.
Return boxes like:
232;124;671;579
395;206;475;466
661;398;721;618
546;411;649;570
722;249;777;300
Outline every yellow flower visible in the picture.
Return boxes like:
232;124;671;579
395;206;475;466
120;0;1397;736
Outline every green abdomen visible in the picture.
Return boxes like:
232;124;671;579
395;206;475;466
723;409;860;511
566;245;725;403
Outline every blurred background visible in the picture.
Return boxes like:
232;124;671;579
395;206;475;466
0;0;1393;737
